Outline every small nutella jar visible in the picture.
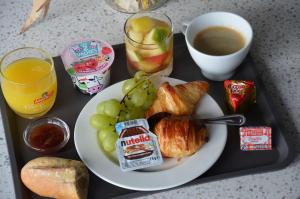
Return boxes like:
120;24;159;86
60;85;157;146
115;119;163;172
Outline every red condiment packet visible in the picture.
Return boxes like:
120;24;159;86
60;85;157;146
240;127;272;151
224;80;256;113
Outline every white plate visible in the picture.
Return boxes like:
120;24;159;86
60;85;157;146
74;77;227;191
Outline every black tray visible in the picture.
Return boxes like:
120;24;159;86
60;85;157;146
1;34;295;199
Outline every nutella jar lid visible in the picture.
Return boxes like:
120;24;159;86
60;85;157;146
115;119;163;172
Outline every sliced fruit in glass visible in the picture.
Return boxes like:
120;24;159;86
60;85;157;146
124;12;173;76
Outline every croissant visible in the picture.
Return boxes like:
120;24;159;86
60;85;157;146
145;81;209;118
154;117;208;158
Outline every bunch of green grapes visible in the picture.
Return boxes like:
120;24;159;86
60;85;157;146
89;71;157;152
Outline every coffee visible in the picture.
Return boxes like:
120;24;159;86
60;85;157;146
193;26;245;56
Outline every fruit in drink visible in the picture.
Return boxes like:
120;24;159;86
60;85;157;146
126;49;142;62
125;15;173;74
129;16;154;33
144;52;169;65
127;30;144;43
143;27;170;51
135;60;160;73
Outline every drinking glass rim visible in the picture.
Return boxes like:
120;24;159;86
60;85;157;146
0;47;55;86
124;11;173;46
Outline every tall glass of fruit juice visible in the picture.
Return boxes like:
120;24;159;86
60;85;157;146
124;12;173;76
0;47;57;119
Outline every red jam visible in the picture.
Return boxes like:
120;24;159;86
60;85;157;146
28;123;65;150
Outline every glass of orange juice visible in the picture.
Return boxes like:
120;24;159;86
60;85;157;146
124;11;173;76
0;47;57;119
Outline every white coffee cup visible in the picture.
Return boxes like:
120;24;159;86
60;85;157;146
182;12;253;81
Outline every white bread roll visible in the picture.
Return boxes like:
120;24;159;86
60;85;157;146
21;157;89;199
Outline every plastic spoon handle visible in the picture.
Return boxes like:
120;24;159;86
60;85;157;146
195;114;246;126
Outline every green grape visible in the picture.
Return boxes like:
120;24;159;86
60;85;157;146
142;94;156;109
117;106;143;121
128;107;145;119
98;74;158;124
130;89;147;107
96;101;107;114
122;78;137;94
118;110;127;122
124;112;132;121
117;100;131;122
120;109;133;121
147;82;157;95
98;126;115;143
121;109;133;121
104;99;121;117
137;79;148;90
97;99;121;117
102;132;119;152
123;97;134;107
134;71;148;81
90;114;116;130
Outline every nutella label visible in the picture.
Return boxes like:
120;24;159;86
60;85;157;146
115;119;149;134
115;119;163;172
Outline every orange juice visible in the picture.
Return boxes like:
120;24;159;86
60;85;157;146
1;57;57;118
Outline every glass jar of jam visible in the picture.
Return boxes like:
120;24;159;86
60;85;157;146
23;117;70;153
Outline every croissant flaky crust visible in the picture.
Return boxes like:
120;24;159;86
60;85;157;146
145;81;209;118
154;117;208;158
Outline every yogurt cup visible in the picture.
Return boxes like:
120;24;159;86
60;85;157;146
61;39;114;95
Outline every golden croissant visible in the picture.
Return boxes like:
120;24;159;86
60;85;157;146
154;117;208;158
145;81;209;118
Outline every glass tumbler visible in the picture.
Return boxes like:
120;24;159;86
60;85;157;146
0;47;57;119
124;11;173;76
105;0;168;14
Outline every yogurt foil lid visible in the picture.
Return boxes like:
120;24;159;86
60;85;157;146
61;39;114;95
